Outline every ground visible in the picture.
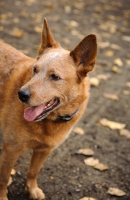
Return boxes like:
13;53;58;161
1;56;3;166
0;0;130;199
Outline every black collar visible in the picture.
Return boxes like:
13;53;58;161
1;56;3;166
56;108;79;122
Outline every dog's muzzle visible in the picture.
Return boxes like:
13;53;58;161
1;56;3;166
18;89;31;103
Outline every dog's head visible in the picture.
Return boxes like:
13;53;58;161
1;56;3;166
18;19;97;122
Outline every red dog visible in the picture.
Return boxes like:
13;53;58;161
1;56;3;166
0;19;97;199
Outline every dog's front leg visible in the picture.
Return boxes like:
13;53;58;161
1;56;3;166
0;144;21;200
26;147;52;200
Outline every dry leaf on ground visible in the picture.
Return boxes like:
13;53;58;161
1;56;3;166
50;176;54;180
80;197;96;200
64;6;71;14
107;187;126;196
123;90;130;95
114;58;123;67
103;93;119;100
10;28;24;38
94;163;108;171
84;157;99;166
70;30;83;38
112;66;122;74
70;20;79;27
126;59;130;65
122;35;130;42
90;77;100;87
97;74;111;80
73;127;84;135
99;118;126;130
110;44;121;50
105;50;114;57
126;82;130;87
99;42;110;49
78;148;94;156
119;129;130;139
34;26;42;33
62;38;71;45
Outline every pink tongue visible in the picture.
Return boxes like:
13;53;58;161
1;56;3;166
24;104;46;122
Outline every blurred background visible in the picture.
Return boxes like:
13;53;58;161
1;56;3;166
0;0;130;200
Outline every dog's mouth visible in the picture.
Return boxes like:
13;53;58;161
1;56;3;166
24;98;60;122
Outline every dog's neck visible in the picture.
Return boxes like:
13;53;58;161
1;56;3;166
55;107;80;122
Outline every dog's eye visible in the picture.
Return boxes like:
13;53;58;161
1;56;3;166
50;73;61;81
33;65;37;74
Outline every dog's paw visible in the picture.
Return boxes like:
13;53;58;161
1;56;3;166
28;187;45;200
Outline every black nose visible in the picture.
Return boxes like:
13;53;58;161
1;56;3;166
18;89;31;103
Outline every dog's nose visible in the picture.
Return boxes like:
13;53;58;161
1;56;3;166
18;89;31;103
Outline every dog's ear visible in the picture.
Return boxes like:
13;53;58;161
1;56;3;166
70;34;97;80
38;18;60;55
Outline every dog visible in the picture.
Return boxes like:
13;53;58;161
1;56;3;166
0;18;97;199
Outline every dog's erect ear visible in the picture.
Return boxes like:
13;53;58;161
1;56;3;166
70;34;97;80
38;18;60;55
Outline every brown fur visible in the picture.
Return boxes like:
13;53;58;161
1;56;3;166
0;19;97;199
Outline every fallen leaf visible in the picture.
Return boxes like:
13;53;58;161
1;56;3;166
73;127;84;135
126;59;130;65
78;148;94;156
90;77;100;87
97;74;111;80
107;187;126;196
105;50;114;57
119;129;130;139
62;38;71;45
84;157;99;166
126;82;130;87
34;26;42;33
70;30;84;39
7;176;13;186
122;35;130;42
99;42;110;49
114;58;123;67
70;20;79;27
99;24;108;31
80;197;96;200
46;4;54;10
94;163;108;171
110;44;121;50
10;28;24;38
64;6;71;14
13;18;20;24
50;176;54;180
11;169;16;175
20;9;28;17
112;66;122;74
103;93;119;100
109;25;117;33
99;118;126;130
123;90;130;95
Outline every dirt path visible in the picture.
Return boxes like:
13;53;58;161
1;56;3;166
0;0;130;199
